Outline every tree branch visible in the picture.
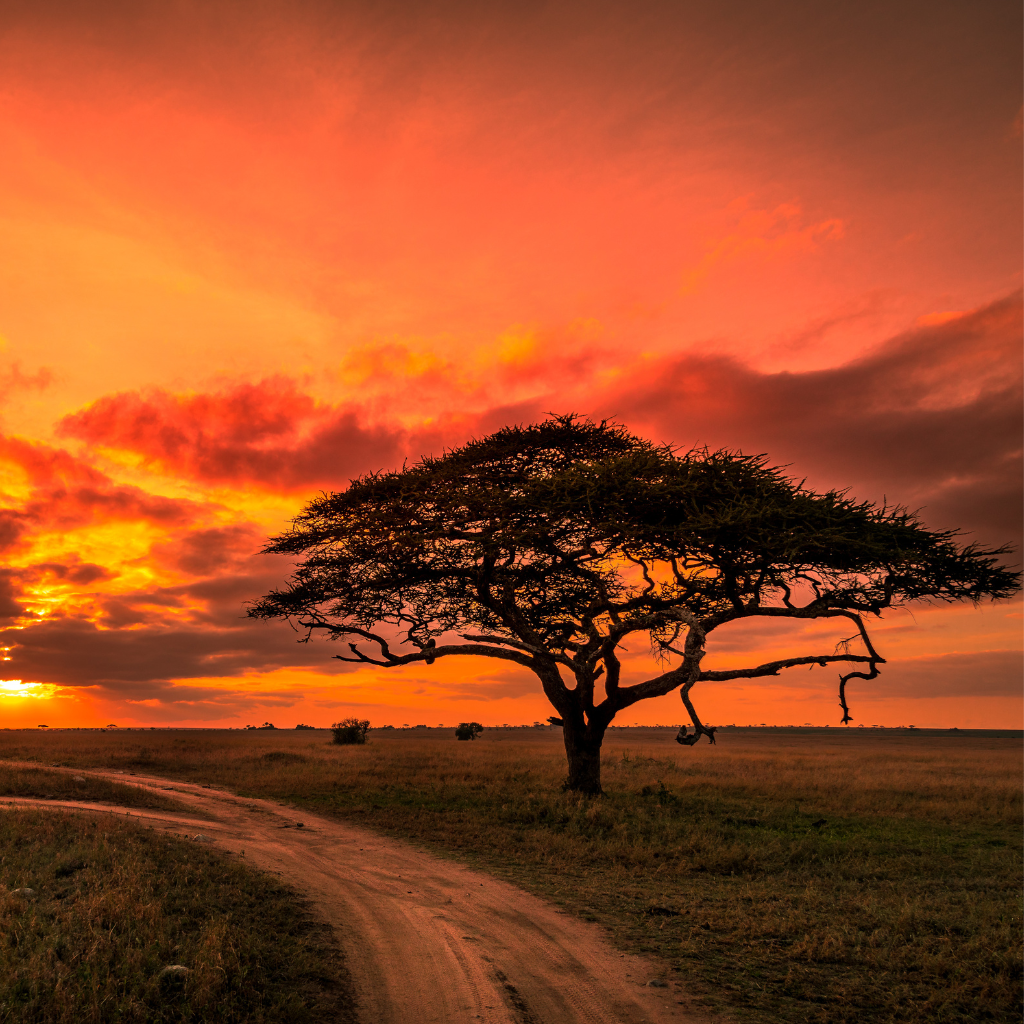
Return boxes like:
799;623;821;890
458;632;574;668
333;641;537;669
675;678;717;746
698;653;877;682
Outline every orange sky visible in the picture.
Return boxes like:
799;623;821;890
0;1;1020;730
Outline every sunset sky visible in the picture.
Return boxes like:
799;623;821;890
0;0;1020;730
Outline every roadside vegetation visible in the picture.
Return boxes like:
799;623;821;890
0;808;357;1023
1;727;1020;1024
0;764;197;815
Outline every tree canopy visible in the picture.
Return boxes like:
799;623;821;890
250;415;1019;792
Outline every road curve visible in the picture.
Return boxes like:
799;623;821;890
3;766;700;1024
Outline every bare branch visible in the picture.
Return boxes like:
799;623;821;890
675;678;717;746
698;653;877;682
333;641;537;669
458;632;571;667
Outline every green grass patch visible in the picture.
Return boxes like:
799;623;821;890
0;809;357;1023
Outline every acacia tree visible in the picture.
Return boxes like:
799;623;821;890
250;416;1019;793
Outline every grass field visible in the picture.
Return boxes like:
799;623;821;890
0;807;357;1024
0;763;201;815
1;726;1020;1024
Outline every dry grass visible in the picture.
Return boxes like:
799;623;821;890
1;726;1020;1024
0;808;357;1023
0;764;198;815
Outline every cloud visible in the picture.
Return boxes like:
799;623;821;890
680;201;845;295
0;435;202;552
58;376;405;490
0;613;340;688
33;560;115;585
0;362;54;402
110;681;309;723
147;523;266;576
8;291;1015;714
597;290;1023;549
0;570;25;620
854;650;1023;699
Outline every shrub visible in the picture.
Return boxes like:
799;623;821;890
295;724;316;730
331;719;370;745
455;722;484;741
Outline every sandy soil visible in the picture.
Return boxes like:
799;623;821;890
2;766;701;1024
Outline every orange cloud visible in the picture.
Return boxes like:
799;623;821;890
680;201;845;295
58;379;404;490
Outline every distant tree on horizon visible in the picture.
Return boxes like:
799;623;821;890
250;415;1019;794
331;718;370;744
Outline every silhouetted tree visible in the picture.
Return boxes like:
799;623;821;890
251;416;1019;793
331;718;370;744
455;722;484;740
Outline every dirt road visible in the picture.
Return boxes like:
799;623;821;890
3;767;697;1024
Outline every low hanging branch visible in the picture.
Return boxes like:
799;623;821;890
250;415;1020;793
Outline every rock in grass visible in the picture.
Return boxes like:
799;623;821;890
159;965;189;990
11;888;36;898
73;776;86;782
646;979;667;988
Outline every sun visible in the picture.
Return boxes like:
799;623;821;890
0;680;60;700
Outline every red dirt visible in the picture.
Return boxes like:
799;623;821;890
3;766;702;1024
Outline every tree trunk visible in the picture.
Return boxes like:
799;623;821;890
562;715;606;794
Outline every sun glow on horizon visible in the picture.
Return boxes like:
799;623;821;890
0;679;61;699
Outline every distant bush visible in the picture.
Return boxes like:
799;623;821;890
245;722;277;730
455;722;484;741
331;719;370;745
294;724;316;730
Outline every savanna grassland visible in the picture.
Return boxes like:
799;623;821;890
2;726;1020;1024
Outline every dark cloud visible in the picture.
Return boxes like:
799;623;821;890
58;377;405;490
852;650;1023;700
85;557;295;631
0;570;25;620
148;523;266;576
597;291;1023;550
0;613;342;688
44;561;115;585
0;511;27;552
